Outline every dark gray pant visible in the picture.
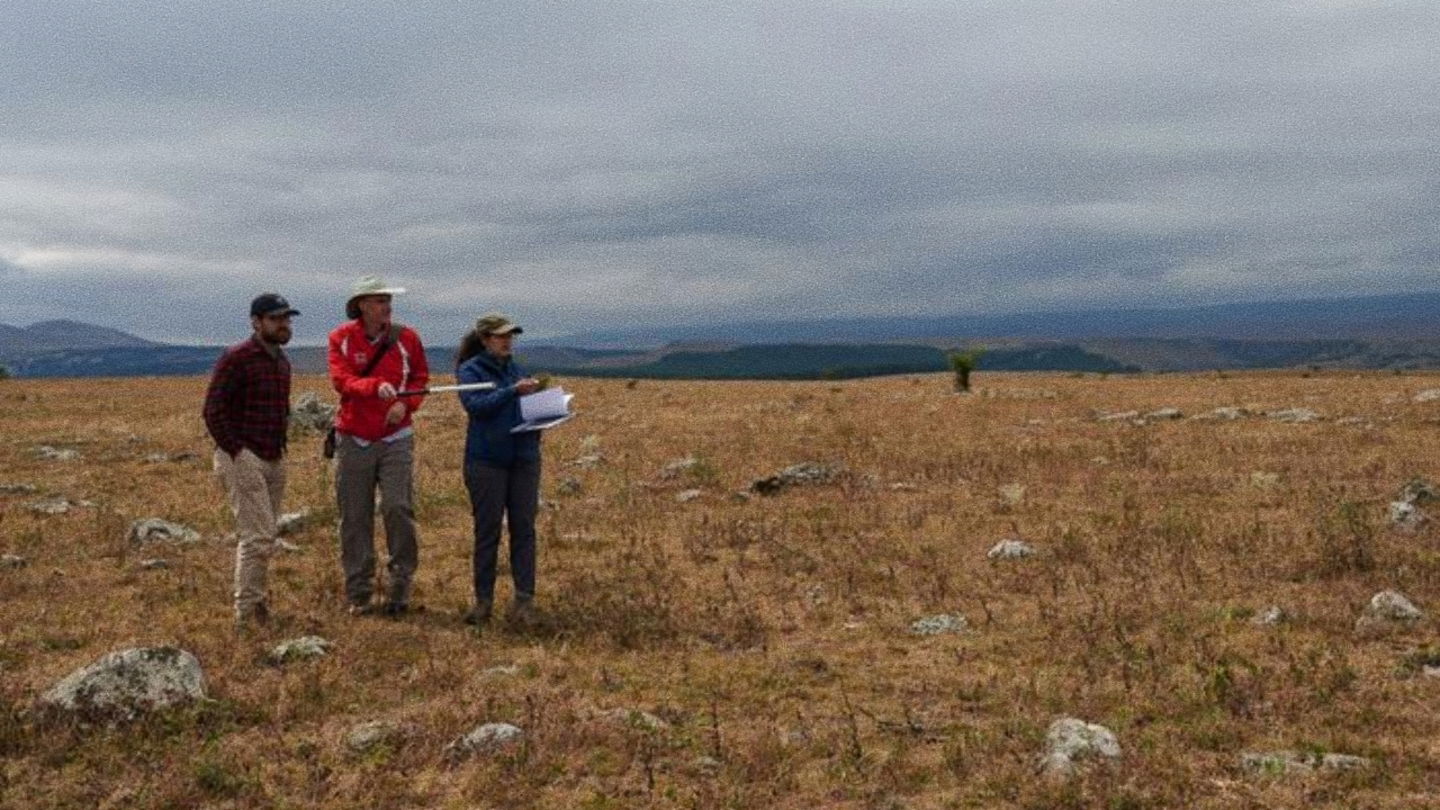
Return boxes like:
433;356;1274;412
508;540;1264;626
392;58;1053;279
335;434;417;606
463;459;540;607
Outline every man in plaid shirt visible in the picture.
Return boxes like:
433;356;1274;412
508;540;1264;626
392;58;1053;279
204;293;299;628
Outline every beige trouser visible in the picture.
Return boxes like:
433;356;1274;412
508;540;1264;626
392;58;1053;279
214;448;285;617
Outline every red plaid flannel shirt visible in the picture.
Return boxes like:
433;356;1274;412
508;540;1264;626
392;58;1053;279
203;336;292;460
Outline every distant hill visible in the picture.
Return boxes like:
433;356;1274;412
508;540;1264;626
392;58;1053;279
551;291;1440;347
6;291;1440;380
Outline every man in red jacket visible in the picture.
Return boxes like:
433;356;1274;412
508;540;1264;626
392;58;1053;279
328;275;429;616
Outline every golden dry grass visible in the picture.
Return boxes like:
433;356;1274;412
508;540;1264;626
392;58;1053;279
3;369;1440;808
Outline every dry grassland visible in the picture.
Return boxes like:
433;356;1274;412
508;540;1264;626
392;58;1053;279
3;369;1440;809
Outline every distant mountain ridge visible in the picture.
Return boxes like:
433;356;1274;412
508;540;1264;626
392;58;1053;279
4;291;1440;379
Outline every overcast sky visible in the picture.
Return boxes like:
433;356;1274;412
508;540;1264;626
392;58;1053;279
2;0;1436;343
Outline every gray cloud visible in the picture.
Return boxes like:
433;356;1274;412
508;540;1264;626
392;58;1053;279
2;0;1437;343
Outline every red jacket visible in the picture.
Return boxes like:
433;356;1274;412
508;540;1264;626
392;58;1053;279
327;319;429;441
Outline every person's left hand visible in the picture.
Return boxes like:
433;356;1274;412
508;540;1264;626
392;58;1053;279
385;401;406;425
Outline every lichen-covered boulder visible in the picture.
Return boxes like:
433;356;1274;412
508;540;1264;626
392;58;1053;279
38;647;206;720
268;636;333;665
1041;718;1121;777
909;614;970;636
444;722;524;761
987;539;1036;560
345;720;407;753
128;519;201;545
1356;590;1423;635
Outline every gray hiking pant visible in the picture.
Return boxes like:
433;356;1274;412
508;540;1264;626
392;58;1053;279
335;433;417;606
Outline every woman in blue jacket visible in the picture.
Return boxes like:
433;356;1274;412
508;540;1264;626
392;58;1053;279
456;313;542;626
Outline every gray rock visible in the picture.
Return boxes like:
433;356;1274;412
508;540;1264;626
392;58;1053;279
289;392;336;433
987;539;1036;560
909;614;970;636
1041;718;1121;777
128;519;201;545
276;509;312;536
37;647;206;719
444;722;524;761
1;554;28;569
596;707;669;731
1241;750;1371;776
345;720;406;753
676;489;703;503
138;558;170;570
267;636;332;664
1195;406;1251;421
1267;408;1320;423
27;498;73;516
143;452;198;464
659;456;701;480
35;445;80;461
751;462;842;495
1097;410;1140;422
1389;500;1429;532
1413;389;1440;403
1356;590;1423;634
1144;407;1183;420
1397;478;1439;505
481;664;522;678
1251;605;1288;626
0;483;39;495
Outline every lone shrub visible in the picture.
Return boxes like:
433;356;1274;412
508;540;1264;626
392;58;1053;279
947;349;982;393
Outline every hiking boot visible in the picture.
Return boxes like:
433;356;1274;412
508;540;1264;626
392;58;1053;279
347;601;375;617
463;603;493;626
380;601;409;618
508;598;540;628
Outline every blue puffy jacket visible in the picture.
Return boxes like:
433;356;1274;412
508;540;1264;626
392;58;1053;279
457;352;542;467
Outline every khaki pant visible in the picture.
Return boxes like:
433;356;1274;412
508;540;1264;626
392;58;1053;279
335;434;417;607
213;448;285;617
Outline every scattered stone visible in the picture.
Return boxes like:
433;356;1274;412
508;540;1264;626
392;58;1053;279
751;462;842;495
1424;666;1440;679
569;453;605;469
692;755;723;775
138;559;170;571
276;509;312;536
1389;501;1429;532
579;434;602;452
37;647;206;720
1041;718;1121;777
556;477;583;496
1097;410;1140;422
1356;590;1423;634
676;489;703;503
1413;389;1440;403
1250;472;1281;490
143;451;199;464
345;720;406;753
27;498;74;516
1267;408;1320;424
888;482;919;492
1397;478;1439;506
997;483;1026;507
481;664;521;678
1144;407;1183;420
289;392;336;433
268;636;333;665
1195;406;1252;421
659;456;701;480
0;483;39;495
1241;750;1372;776
35;445;80;461
987;539;1036;560
444;722;524;761
596;708;669;731
1;554;28;569
909;614;970;636
1252;605;1288;626
128;519;201;545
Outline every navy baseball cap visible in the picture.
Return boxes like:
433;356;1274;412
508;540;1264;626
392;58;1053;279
251;293;300;318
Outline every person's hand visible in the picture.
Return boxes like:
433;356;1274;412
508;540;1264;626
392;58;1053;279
376;382;397;401
515;377;541;395
385;401;406;425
